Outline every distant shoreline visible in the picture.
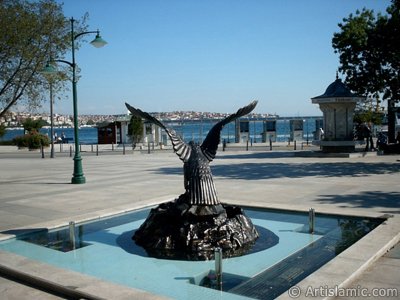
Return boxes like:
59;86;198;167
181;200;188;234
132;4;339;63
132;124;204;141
1;117;322;144
2;115;323;129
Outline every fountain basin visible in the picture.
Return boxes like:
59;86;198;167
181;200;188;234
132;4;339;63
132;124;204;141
0;206;384;300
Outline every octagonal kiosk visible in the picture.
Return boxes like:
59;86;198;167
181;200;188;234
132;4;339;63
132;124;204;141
311;76;364;153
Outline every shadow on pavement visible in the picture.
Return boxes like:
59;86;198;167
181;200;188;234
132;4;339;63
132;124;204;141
155;161;400;180
315;191;400;214
218;151;296;159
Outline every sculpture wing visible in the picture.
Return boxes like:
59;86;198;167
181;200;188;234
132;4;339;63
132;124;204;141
201;100;258;161
125;103;191;162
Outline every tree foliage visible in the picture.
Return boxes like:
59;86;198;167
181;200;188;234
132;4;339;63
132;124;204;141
353;101;384;125
86;119;95;126
13;117;49;149
128;115;144;145
0;123;6;138
22;117;46;133
332;0;400;141
0;0;87;119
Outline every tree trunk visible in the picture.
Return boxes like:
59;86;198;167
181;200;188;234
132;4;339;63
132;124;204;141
387;99;396;143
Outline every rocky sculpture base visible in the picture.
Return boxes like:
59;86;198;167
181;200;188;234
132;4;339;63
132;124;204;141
133;194;265;260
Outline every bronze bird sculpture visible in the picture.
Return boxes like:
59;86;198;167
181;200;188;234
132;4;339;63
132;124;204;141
125;101;258;206
125;101;275;260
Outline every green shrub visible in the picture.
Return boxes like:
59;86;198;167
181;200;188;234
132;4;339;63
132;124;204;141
13;135;29;148
0;124;6;138
13;133;50;149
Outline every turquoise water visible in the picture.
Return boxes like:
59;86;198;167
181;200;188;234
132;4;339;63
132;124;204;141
0;208;382;299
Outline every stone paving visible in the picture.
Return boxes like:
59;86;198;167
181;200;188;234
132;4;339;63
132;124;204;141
0;146;399;299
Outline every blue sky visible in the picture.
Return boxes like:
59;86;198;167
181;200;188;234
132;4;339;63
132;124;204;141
54;0;391;116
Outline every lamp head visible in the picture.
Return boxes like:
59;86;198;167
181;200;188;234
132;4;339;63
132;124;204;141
90;31;108;48
40;62;58;76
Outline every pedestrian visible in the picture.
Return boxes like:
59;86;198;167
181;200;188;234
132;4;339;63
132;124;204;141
364;123;375;151
318;128;324;140
376;132;387;150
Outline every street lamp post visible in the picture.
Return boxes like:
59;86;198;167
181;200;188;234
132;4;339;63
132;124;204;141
41;17;107;184
69;17;107;183
41;68;55;158
49;81;55;158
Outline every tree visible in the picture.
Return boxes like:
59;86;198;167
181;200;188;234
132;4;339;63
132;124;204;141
0;124;6;138
0;0;87;119
332;0;400;142
353;100;384;125
13;117;49;149
22;118;46;134
86;119;95;126
128;115;144;147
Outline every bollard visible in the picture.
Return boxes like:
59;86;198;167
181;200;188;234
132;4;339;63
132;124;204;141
96;144;99;156
123;143;126;155
69;145;72;157
112;142;114;151
246;140;249;151
269;139;272;151
60;143;62;153
69;221;76;250
294;140;297;150
41;145;45;158
91;144;93;152
309;208;315;233
214;248;223;290
148;142;151;154
79;144;82;152
222;139;226;151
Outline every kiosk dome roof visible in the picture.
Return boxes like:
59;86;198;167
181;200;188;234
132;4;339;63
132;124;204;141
312;77;360;99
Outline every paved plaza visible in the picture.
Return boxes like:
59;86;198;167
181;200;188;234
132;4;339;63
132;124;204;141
0;146;399;299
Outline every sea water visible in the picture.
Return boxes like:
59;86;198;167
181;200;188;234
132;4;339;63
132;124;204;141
1;117;320;144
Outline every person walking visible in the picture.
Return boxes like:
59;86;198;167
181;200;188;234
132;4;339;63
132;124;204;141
364;123;375;151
